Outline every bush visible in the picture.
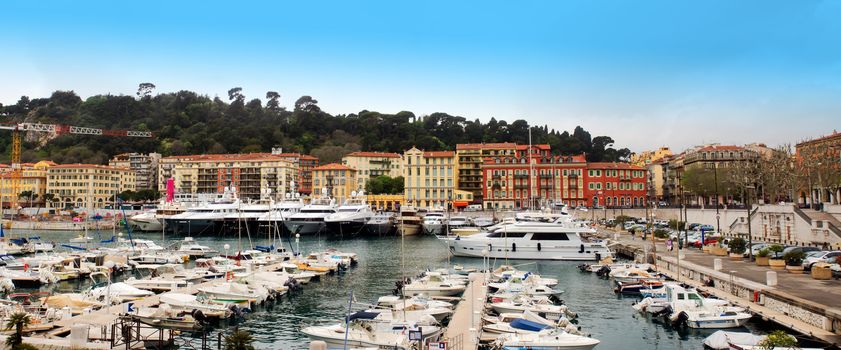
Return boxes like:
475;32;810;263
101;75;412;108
756;248;770;258
768;244;784;254
653;229;670;239
668;219;686;230
728;238;747;254
783;251;806;266
615;215;632;225
757;330;797;350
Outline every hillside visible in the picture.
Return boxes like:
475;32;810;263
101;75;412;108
0;86;632;164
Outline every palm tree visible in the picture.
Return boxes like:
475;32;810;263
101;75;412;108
223;327;255;350
5;312;31;349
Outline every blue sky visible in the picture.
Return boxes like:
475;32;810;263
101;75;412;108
2;0;840;151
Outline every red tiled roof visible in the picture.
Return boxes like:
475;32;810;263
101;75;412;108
586;162;644;170
482;154;586;165
696;145;744;152
797;131;841;147
314;163;356;171
50;163;132;171
515;144;551;150
300;154;318;160
456;142;517;150
423;151;455;157
345;151;401;158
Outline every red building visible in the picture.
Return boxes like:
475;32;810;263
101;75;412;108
482;153;587;210
584;162;648;208
276;153;319;195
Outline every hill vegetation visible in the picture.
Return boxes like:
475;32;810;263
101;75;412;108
0;85;632;164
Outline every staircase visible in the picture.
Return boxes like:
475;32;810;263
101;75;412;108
793;206;841;240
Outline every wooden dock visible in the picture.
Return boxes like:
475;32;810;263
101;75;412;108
443;273;487;350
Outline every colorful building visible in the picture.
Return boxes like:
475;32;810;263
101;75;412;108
167;153;298;200
795;131;841;205
0;160;55;208
367;194;404;211
46;164;136;209
312;163;358;203
584;162;648;208
109;152;161;190
455;143;518;204
403;147;457;209
481;154;587;210
341;151;402;190
630;146;673;167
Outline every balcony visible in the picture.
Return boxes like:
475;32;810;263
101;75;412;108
514;184;529;190
539;185;552;190
539;174;552;179
513;174;528;179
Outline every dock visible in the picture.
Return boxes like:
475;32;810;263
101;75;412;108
443;273;487;350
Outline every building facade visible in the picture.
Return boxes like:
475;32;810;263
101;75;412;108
0;160;54;207
795;131;841;206
46;164;136;209
273;150;319;195
109;152;161;191
170;153;298;200
455;143;517;204
630;147;673;167
481;154;587;210
312;163;358;203
341;152;402;190
584;162;648;208
403;147;457;209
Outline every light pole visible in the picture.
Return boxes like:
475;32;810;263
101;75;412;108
223;243;230;259
295;233;301;256
746;185;755;260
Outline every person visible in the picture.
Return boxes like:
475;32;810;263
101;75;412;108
666;238;673;252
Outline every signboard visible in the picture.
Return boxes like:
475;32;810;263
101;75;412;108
408;330;423;341
428;342;448;349
124;302;135;314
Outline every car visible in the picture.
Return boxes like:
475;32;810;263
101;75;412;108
699;224;715;232
781;246;821;257
745;243;768;257
464;204;482;212
691;236;720;248
803;251;841;269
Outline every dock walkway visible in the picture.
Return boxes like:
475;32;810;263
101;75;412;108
443;273;487;350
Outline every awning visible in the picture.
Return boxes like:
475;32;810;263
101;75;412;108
453;201;469;207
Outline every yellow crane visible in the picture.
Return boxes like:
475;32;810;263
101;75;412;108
0;123;153;214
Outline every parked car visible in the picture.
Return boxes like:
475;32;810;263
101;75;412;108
781;246;821;257
745;243;768;257
803;251;841;269
699;224;715;232
691;236;720;248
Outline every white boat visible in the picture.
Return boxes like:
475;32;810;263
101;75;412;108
257;195;304;229
302;319;442;350
440;215;611;261
325;193;374;238
471;216;495;227
364;212;395;236
422;211;446;235
369;296;453;322
396;206;422;236
175;237;218;258
164;190;239;235
493;329;600;350
159;292;232;318
402;273;466;297
447;216;471;231
283;196;337;235
89;282;155;303
196;282;269;304
128;209;164;232
491;297;575;321
702;330;821;350
664;284;752;329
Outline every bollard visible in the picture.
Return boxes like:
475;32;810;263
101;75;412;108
766;271;777;287
713;258;722;271
309;340;327;350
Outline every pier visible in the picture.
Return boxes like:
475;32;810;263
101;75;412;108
443;273;487;350
611;232;841;347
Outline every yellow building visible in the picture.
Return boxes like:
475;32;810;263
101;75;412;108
402;147;457;209
312;163;358;203
46;164;136;209
367;194;404;211
341;152;403;190
169;153;299;200
0;160;55;207
631;147;673;167
109;152;161;190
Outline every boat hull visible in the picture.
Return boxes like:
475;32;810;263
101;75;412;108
325;220;366;238
447;240;611;261
283;221;326;235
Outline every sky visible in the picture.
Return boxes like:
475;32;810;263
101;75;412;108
1;0;840;152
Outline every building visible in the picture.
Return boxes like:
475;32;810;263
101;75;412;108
584;162;648;208
109;152;161;191
46;164;135;209
0;160;55;207
630;147;673;167
455;143;518;204
795;131;841;206
341;151;402;190
403;147;457;209
481;153;587;210
312;163;358;203
646;157;670;203
169;153;298;200
367;194;403;211
272;149;319;195
664;144;769;206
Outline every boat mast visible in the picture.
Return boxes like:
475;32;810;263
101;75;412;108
528;127;535;211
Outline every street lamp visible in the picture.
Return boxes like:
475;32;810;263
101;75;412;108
746;185;755;260
223;243;230;259
295;233;301;256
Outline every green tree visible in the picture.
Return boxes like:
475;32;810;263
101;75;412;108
223;327;255;350
5;312;36;350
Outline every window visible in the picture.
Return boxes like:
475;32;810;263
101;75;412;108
530;232;570;240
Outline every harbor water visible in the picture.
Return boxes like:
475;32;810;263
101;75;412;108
9;229;776;349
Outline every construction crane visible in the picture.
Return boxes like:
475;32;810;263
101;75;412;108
0;122;153;214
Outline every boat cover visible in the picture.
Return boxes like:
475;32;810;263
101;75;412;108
702;331;764;349
345;311;380;322
510;318;551;332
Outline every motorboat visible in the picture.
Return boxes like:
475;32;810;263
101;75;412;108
159;292;232;319
615;280;664;294
164;189;239;235
491;266;559;286
369;296;453;322
174;237;218;258
283;196;337;235
396;206;422;236
325;193;375;238
490;297;576;322
125;276;190;292
257;194;304;233
363;212;395;236
422;211;446;235
129;305;201;331
702;330;822;350
301;318;442;350
89;282;155;303
196;282;269;304
664;284;752;329
128;209;164;232
447;216;471;232
493;328;600;350
441;217;611;261
402;273;466;297
471;216;495;228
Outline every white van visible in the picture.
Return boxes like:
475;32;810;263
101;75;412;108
465;204;483;212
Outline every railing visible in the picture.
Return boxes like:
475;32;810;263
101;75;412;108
792;206;812;225
728;205;759;233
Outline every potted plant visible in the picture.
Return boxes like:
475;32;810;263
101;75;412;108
727;238;747;261
784;250;806;274
755;248;770;266
756;330;797;350
768;245;786;270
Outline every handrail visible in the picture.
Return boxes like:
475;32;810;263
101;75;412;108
792;206;812;225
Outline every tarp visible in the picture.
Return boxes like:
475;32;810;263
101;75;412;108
703;331;764;350
510;318;551;332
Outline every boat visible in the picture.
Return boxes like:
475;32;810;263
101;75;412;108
257;193;304;234
402;273;466;297
125;276;190;292
702;330;822;350
440;215;611;261
471;216;495;228
159;292;232;319
664;284;752;329
196;282;269;304
128;209;164;232
446;216;471;232
615;280;664;294
324;193;374;238
89;282;155;303
164;188;239;236
175;237;218;258
490;298;575;322
130;305;201;330
363;212;396;236
396;206;422;236
283;195;337;235
493;328;600;350
422;211;446;235
301;318;442;350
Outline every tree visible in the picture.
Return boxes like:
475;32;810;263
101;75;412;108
136;83;156;99
223;327;255;350
294;95;320;113
5;312;35;350
265;91;282;112
227;87;244;102
365;175;405;194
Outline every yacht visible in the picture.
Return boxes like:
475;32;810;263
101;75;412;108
422;211;445;235
129;201;188;232
396;206;422;236
447;215;471;232
440;216;611;261
664;284;752;329
165;199;238;236
324;192;374;237
363;212;396;236
283;195;337;235
257;194;304;234
175;237;218;258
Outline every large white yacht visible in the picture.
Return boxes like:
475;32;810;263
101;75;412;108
422;211;446;235
257;193;305;233
283;193;337;235
324;192;374;237
441;211;611;261
128;201;187;232
164;188;240;236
